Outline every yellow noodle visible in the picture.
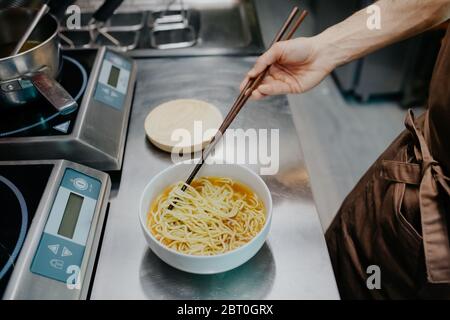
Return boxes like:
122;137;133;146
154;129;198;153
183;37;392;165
147;176;266;255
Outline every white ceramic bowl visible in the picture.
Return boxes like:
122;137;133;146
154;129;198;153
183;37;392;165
139;162;273;274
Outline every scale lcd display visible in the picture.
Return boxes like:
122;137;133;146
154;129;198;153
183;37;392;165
58;192;83;239
107;65;120;88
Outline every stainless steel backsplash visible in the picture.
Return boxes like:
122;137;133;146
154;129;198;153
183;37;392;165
75;0;182;11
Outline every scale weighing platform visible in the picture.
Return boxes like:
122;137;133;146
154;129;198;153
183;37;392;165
0;160;111;299
0;47;137;171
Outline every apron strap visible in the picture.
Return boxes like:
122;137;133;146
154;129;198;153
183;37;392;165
381;160;421;185
382;110;450;283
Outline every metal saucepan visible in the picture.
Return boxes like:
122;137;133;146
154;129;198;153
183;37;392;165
0;7;77;115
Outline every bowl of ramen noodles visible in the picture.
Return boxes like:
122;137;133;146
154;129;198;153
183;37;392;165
139;162;273;274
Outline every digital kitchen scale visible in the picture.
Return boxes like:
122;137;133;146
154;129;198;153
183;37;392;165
0;47;137;171
0;159;110;299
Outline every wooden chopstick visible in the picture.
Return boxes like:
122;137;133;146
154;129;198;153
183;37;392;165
285;10;308;42
168;8;308;209
235;7;302;114
242;10;308;99
217;9;308;141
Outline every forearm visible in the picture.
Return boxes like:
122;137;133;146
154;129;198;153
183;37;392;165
316;0;450;68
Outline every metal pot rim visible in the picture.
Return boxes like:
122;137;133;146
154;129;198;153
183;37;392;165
0;8;60;63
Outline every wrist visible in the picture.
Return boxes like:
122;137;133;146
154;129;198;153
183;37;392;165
313;26;352;70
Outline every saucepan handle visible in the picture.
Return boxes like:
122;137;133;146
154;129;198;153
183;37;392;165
29;71;78;115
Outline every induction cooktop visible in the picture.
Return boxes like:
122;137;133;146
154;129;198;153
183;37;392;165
0;164;52;295
0;47;137;171
0;55;88;138
0;160;110;300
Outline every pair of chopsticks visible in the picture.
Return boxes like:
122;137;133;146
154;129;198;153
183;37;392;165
168;7;308;210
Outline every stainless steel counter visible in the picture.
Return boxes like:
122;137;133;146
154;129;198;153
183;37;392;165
90;56;340;299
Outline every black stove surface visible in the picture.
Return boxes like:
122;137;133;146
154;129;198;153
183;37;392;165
0;50;98;138
0;164;53;297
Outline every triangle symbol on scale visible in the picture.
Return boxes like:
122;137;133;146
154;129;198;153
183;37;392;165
53;121;71;133
62;247;72;257
48;244;59;255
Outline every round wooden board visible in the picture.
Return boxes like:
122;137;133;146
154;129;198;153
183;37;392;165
145;99;223;153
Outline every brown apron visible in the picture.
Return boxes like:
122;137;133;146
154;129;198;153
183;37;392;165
326;24;450;299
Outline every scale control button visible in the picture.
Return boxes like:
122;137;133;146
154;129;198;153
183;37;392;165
62;247;73;257
31;233;86;283
73;178;89;191
48;244;59;255
1;80;21;92
49;259;64;270
53;121;71;133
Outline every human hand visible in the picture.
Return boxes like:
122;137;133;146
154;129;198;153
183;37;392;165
240;36;337;99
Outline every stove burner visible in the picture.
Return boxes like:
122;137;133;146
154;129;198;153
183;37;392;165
0;175;28;280
0;55;88;137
